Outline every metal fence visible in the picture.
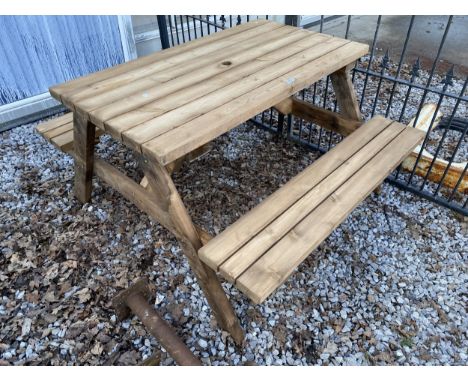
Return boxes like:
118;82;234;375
158;15;467;216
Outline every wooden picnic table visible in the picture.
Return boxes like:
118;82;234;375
42;19;424;345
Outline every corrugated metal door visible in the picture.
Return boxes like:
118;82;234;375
0;15;125;106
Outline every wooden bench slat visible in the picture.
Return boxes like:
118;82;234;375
50;20;269;102
50;130;75;152
36;113;72;133
219;121;406;283
93;29;317;131
43;121;75;140
236;126;424;303
36;113;103;153
124;38;353;152
65;22;284;110
198;116;391;270
142;41;368;165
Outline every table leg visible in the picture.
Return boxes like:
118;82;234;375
73;111;96;203
330;64;362;121
140;157;245;345
331;64;383;193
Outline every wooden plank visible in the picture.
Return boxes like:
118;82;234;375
140;158;244;344
196;226;213;246
236;125;425;304
142;41;369;165
94;160;212;242
49;20;269;101
92;29;317;129
198;116;389;271
64;22;284;110
47;128;104;153
290;97;363;136
406;103;443;133
73;112;95;203
219;121;405;283
50;130;74;152
106;33;333;140
37;115;104;151
273;98;293;114
124;38;352;150
105;31;328;138
75;23;291;115
43;121;104;142
44;121;74;140
330;64;362;121
36;113;72;133
93;158;175;233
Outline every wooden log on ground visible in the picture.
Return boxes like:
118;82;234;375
401;103;467;193
113;278;202;366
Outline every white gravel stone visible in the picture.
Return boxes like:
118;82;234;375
198;339;208;349
320;353;330;360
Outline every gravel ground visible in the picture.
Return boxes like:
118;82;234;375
1;106;466;365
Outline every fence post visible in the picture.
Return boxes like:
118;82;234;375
285;15;300;27
157;15;171;49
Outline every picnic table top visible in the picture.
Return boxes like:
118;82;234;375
49;19;368;165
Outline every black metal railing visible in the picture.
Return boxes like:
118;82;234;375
157;15;467;215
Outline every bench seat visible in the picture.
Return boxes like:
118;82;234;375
36;113;104;153
198;116;424;304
